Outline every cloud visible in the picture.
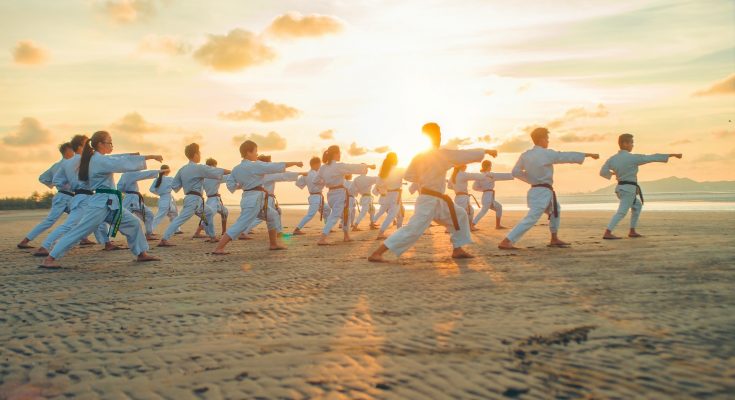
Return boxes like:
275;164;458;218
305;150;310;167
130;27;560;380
110;112;162;134
347;142;368;156
694;149;735;162
517;82;532;93
478;134;492;143
194;29;276;72
694;73;735;96
496;136;531;153
2;118;53;146
557;133;609;142
182;133;203;146
0;144;53;164
12;40;49;65
373;146;390;153
138;34;191;55
712;130;735;139
547;104;609;130
669;139;692;145
219;100;300;122
232;131;287;151
318;129;334;140
266;12;344;39
97;0;158;24
444;137;474;149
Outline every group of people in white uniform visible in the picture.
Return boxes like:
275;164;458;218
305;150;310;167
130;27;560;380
16;123;681;268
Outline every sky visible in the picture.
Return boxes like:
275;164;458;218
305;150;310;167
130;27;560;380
0;0;733;203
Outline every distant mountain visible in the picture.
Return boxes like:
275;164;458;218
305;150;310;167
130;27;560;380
588;177;735;194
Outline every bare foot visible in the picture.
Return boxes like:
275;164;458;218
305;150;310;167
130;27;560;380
270;245;287;250
369;224;379;230
498;238;519;250
238;234;253;240
205;237;220;243
33;247;49;257
495;225;508;230
136;254;160;262
104;243;126;251
17;240;33;249
292;229;305;235
603;233;622;240
451;248;475;259
375;234;387;240
549;239;571;247
317;239;331;246
368;253;387;262
628;232;643;238
470;226;480;232
352;226;362;232
211;251;230;255
79;238;95;246
40;257;61;269
192;234;207;239
343;237;353;243
157;240;175;247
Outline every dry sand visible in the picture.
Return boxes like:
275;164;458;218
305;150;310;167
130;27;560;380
1;208;734;399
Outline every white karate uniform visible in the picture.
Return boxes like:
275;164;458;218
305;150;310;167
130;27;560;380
506;146;586;243
24;159;73;241
50;153;151;259
472;172;514;225
371;184;389;225
149;176;180;232
383;148;485;256
315;162;369;235
225;159;287;238
345;180;358;227
200;175;229;229
295;170;331;230
41;154;109;250
162;161;225;240
118;170;159;235
245;172;300;233
352;175;379;227
600;150;669;231
451;171;486;225
376;168;406;234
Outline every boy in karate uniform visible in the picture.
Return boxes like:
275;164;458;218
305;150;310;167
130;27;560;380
244;154;304;235
118;169;160;240
449;165;486;231
472;160;514;229
498;127;598;250
17;143;76;249
149;165;182;234
369;122;497;262
600;133;682;239
193;158;229;238
211;140;302;254
351;173;379;230
158;143;230;246
293;157;331;235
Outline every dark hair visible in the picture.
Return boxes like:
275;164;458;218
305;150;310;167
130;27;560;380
481;160;492;171
205;157;217;167
154;165;169;188
618;133;634;148
185;143;199;159
239;140;257;158
309;156;321;167
70;135;88;152
422;122;441;147
530;127;549;145
257;154;271;162
450;164;466;183
79;131;109;182
378;152;398;179
59;142;72;154
322;145;340;164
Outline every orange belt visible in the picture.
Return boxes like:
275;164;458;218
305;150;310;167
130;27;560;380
245;186;269;220
328;185;349;223
309;191;325;220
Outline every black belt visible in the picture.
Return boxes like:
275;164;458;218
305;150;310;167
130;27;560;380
124;190;146;222
58;190;74;197
482;189;495;192
618;181;644;205
420;188;459;230
75;189;93;196
186;190;207;226
532;184;558;218
208;193;221;198
309;192;325;220
245;186;269;221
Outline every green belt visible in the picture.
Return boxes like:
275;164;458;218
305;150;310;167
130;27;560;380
97;188;123;237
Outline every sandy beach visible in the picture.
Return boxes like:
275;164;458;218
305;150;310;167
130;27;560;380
1;208;734;399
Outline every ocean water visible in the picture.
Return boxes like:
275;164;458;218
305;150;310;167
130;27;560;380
227;192;735;212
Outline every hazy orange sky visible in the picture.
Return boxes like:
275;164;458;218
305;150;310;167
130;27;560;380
1;0;733;203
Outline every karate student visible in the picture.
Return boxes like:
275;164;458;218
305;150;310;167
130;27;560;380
449;165;486;231
40;130;162;268
149;165;182;234
374;152;405;240
243;154;304;235
351;173;379;230
118;168;160;240
344;174;358;229
600;133;682;239
193;158;229;237
368;122;497;262
315;145;375;245
472;160;514;229
293;157;331;235
17;143;76;249
33;135;112;257
211;140;302;254
498;127;599;250
158;143;230;246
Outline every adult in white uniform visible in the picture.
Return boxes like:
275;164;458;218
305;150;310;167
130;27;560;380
40;130;162;268
600;133;682;239
369;123;497;262
211;140;302;254
17;143;76;249
293;157;331;235
472;160;514;229
315;145;375;245
499;127;599;250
